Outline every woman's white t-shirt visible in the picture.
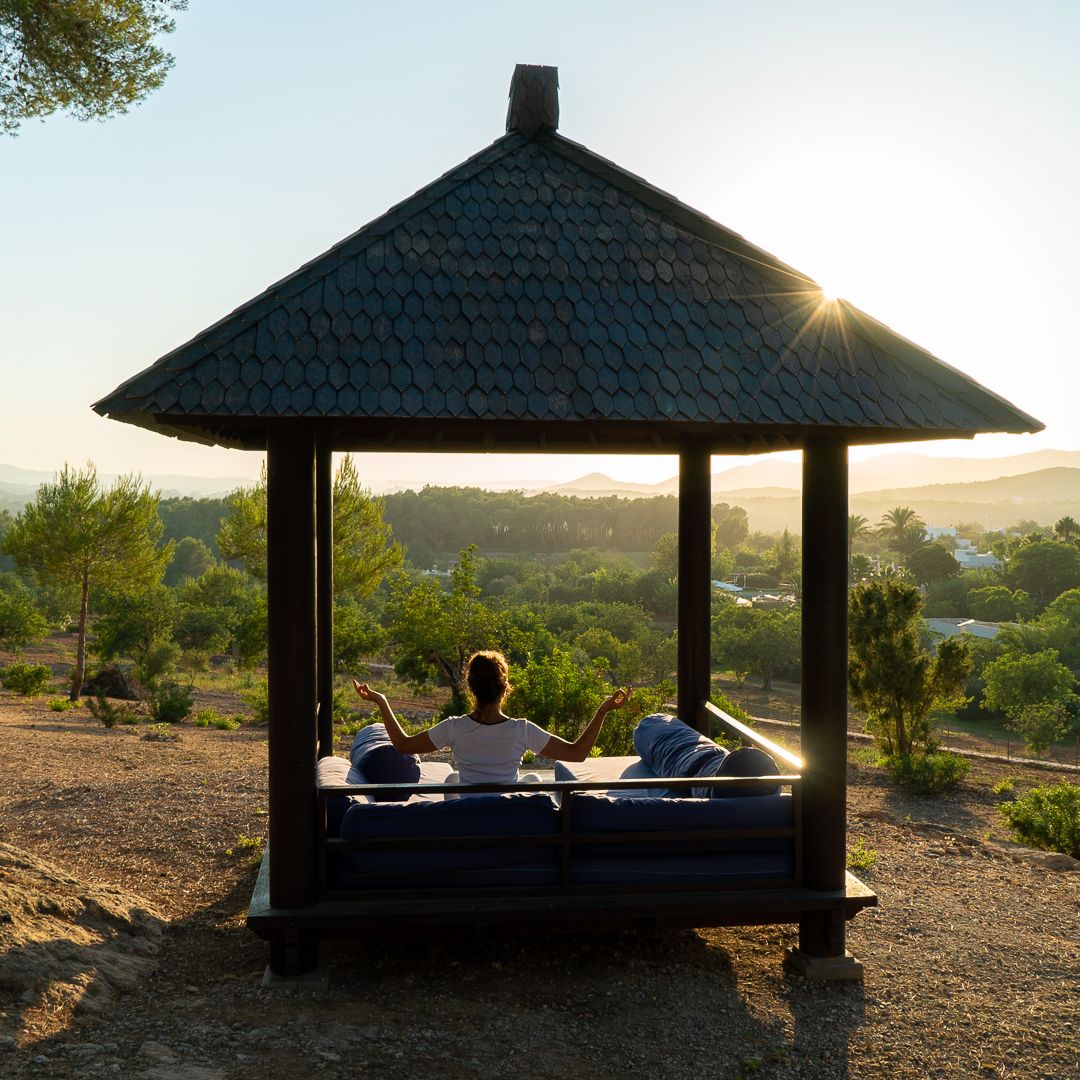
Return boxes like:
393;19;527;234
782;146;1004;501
426;715;550;785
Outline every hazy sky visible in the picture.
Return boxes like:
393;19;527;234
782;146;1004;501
2;1;1077;491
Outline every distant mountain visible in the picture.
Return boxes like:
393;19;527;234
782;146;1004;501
0;464;254;512
539;460;1080;535
554;472;663;496
544;450;1080;501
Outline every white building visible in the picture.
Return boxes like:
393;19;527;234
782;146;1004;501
925;618;1002;640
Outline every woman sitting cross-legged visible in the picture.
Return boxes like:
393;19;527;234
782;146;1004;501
352;649;629;788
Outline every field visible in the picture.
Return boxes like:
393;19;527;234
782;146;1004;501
0;670;1078;1078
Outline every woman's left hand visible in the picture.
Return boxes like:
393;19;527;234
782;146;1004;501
602;687;631;712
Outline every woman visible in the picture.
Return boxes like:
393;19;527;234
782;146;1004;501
353;649;630;786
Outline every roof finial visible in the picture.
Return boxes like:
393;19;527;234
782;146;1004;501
506;64;559;137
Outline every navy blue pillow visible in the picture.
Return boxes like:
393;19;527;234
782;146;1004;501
692;745;782;799
349;724;420;801
633;713;728;785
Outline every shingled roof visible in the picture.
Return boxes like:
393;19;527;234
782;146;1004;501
94;65;1040;454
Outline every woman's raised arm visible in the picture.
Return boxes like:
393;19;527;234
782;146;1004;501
352;680;437;755
539;687;631;763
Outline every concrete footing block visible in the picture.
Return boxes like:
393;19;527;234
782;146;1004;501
783;947;864;982
260;961;330;991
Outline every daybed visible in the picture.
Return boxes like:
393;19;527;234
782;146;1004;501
248;708;875;953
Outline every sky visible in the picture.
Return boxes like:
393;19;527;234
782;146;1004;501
2;0;1078;493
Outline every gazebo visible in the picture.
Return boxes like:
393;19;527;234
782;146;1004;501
95;65;1040;980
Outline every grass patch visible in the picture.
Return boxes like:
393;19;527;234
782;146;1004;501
846;837;877;873
193;707;243;731
142;723;181;742
225;833;265;865
47;697;78;712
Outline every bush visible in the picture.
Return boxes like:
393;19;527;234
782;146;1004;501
999;782;1080;858
243;680;269;724
1;662;53;696
846;837;877;873
193;707;242;730
86;693;138;728
886;750;970;795
146;681;194;724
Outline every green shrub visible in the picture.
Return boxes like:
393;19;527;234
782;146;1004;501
211;715;240;731
846;837;877;873
1;662;53;696
886;750;970;795
143;722;181;742
48;697;76;712
86;693;138;728
146;681;194;724
999;782;1080;858
242;680;269;724
993;777;1017;798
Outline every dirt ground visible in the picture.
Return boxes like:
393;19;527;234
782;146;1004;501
0;682;1078;1080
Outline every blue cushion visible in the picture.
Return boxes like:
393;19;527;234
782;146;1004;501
632;713;728;783
570;793;794;856
692;745;783;799
316;755;370;836
337;793;559;883
348;724;420;801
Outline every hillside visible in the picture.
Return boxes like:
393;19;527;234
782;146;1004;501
541;464;1080;535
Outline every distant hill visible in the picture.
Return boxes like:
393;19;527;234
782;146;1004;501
0;465;253;515
541;450;1080;501
540;462;1080;535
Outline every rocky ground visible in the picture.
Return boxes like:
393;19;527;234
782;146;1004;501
0;684;1077;1080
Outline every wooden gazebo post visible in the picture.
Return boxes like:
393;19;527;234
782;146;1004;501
789;436;858;976
265;426;319;975
677;436;713;732
315;435;334;760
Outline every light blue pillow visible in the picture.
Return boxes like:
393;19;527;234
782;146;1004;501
632;713;728;783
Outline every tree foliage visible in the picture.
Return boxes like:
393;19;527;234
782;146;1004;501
713;604;800;691
387;547;511;713
0;573;47;652
982;649;1079;754
92;581;177;683
848;577;971;758
164;535;214;586
217;457;404;597
174;565;266;668
906;541;960;586
0;0;185;135
3;465;171;698
1006;539;1080;611
877;506;927;556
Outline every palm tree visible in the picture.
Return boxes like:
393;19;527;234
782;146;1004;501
848;514;870;562
1054;516;1080;543
877;506;927;556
